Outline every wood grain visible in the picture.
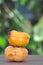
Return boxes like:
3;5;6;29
0;55;43;65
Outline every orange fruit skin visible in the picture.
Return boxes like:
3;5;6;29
8;30;30;46
5;46;28;61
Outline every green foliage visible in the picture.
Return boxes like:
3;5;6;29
0;0;4;4
0;37;6;48
13;9;32;34
20;0;27;5
0;0;43;55
33;16;43;42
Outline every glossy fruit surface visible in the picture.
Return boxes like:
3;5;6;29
5;46;28;61
8;30;30;46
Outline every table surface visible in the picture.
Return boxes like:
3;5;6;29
0;55;43;65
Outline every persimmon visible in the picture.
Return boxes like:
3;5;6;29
8;30;30;46
5;46;28;61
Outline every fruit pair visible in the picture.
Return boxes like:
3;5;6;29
5;30;30;61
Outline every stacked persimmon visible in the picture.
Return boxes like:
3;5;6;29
5;30;30;61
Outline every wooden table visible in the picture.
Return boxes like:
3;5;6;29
0;55;43;65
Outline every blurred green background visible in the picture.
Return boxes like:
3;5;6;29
0;0;43;55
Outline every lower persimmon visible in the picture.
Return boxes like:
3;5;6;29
5;46;28;61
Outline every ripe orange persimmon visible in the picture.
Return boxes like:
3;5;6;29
8;30;30;46
5;46;28;61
